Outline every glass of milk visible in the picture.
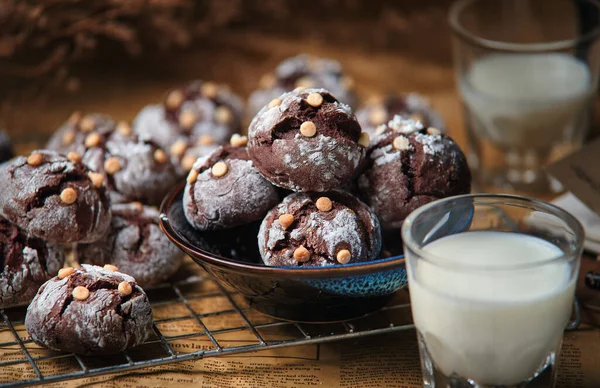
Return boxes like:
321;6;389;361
449;0;600;195
402;194;584;388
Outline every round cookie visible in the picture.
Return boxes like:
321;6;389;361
0;215;65;308
46;112;119;155
0;130;14;164
355;94;445;138
132;80;244;150
168;138;219;177
357;115;471;230
258;191;382;267
248;88;366;192
183;141;280;231
25;264;153;356
0;150;112;243
76;202;184;287
248;54;357;116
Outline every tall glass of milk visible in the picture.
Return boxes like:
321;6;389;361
402;194;584;388
449;0;600;195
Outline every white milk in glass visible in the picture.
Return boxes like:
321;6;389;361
408;231;575;385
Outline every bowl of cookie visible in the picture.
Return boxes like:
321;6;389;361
159;57;473;323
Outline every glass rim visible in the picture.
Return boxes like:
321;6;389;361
401;194;585;271
449;0;600;53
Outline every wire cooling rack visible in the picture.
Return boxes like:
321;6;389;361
0;261;414;387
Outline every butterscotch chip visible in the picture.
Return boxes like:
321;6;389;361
84;133;101;148
62;130;76;145
118;281;133;296
131;202;144;212
170;140;188;157
103;264;119;272
72;286;90;301
27;153;43;166
88;171;104;188
187;169;199;184
211;162;228;177
295;77;315;89
117;121;132;136
197;134;214;146
358;132;370;148
60;188;77;204
427;127;441;135
278;214;294;230
67;151;82;163
259;73;276;89
104;157;122;175
68;111;82;125
336;249;351;264
214;106;232;124
268;98;282;108
181;155;196;171
293;246;311;263
316;197;332;212
201;82;219;99
230;134;248;147
369;108;387;125
79;116;96;133
153;149;168;164
306;92;323;107
392;136;410;151
300;121;317;137
58;267;75;279
179;111;197;130
411;112;425;123
165;90;184;110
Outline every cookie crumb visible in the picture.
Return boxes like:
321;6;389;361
165;90;184;110
211;162;228;178
187;169;199;184
278;213;294;230
153;149;168;164
118;281;133;296
67;151;82;163
79;116;96;133
170;140;188;157
197;134;214;146
293;246;311;263
393;136;410;151
316;197;332;212
358;132;370;148
104;157;122;175
336;249;351;264
117;121;132;136
268;98;282;108
215;106;232;124
58;267;75;279
88;172;104;188
306;92;323;107
230;134;248;147
300;121;317;137
104;264;119;272
202;82;219;99
72;286;90;301
27;153;43;166
179;111;197;130
85;133;101;148
60;188;77;204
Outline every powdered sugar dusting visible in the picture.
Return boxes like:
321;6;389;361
414;132;445;156
371;144;403;166
310;208;363;259
387;115;424;134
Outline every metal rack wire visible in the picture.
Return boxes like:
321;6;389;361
0;261;414;387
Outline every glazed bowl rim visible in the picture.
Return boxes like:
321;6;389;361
159;183;406;278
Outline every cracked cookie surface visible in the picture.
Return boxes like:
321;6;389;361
25;264;153;356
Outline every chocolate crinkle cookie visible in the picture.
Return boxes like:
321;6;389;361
46;112;122;155
183;140;280;231
0;215;65;308
248;88;368;192
248;54;357;116
132;80;244;150
0;150;112;243
76;202;184;287
258;191;381;267
357;115;471;230
355;94;445;138
25;264;153;356
0;130;14;164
